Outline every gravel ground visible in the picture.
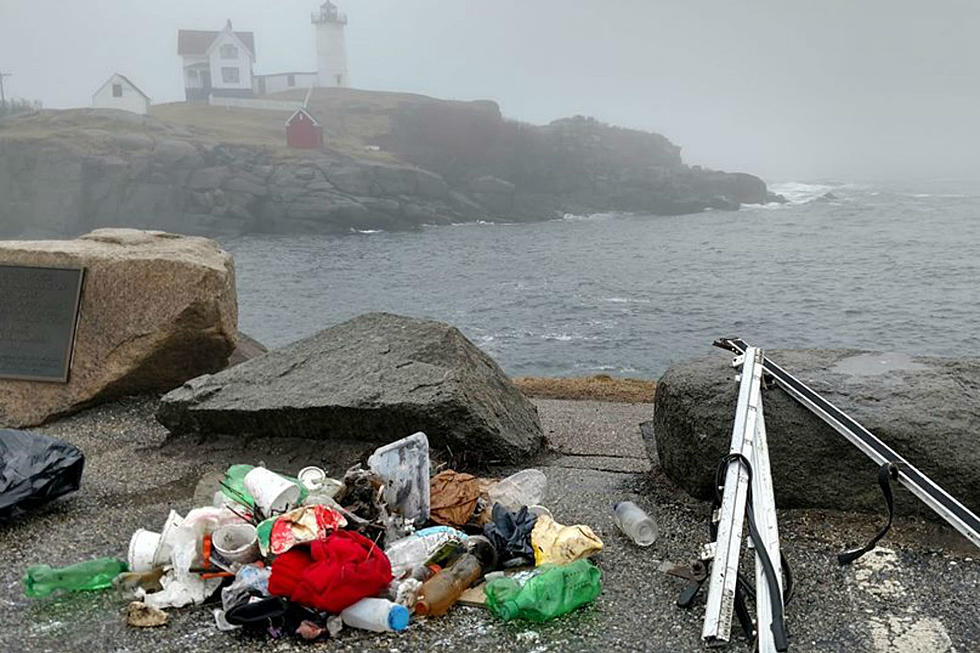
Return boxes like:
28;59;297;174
1;396;978;652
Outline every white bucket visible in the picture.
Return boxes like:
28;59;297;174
212;523;260;564
152;510;185;567
243;467;301;516
128;528;162;572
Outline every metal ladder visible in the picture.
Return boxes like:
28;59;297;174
715;338;980;551
702;346;788;652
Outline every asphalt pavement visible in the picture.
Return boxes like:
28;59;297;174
1;396;977;652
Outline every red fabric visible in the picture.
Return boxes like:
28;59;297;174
268;530;392;613
268;547;312;598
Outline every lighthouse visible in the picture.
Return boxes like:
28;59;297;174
312;1;348;88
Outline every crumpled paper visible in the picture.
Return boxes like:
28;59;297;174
429;470;484;527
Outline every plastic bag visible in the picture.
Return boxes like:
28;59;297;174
483;504;538;566
255;505;347;556
1;429;84;520
530;514;603;565
219;464;307;515
222;564;271;612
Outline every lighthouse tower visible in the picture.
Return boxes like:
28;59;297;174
312;1;348;87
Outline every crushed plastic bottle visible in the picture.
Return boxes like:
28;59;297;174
612;501;658;547
415;553;482;617
487;469;547;511
384;526;467;579
23;557;128;598
484;559;602;622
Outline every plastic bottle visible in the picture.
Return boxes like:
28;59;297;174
415;553;482;617
484;559;602;622
410;563;441;582
612;501;658;547
464;535;498;571
487;469;547;511
341;597;412;633
23;558;128;598
384;526;467;579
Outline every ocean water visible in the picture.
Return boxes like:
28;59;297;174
224;180;980;378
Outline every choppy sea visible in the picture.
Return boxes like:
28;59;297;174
224;180;980;378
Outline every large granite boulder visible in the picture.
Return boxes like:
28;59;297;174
0;229;237;427
649;348;980;516
157;312;544;465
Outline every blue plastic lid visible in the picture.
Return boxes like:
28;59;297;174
388;604;411;632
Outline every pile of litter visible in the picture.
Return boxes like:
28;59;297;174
20;431;653;641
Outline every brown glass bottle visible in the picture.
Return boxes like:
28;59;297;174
414;553;482;617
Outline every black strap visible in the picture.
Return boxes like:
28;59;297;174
838;462;900;565
716;454;789;652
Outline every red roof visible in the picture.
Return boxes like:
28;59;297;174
177;30;255;57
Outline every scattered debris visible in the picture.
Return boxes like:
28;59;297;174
20;431;605;644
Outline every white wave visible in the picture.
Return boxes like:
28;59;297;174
541;333;575;342
768;181;837;204
562;211;624;221
604;296;652;304
350;228;383;234
902;192;970;199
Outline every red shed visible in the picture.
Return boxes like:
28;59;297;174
285;108;324;149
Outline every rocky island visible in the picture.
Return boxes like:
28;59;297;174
0;88;779;238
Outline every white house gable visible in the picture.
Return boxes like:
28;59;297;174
92;73;150;115
178;21;255;101
207;29;254;92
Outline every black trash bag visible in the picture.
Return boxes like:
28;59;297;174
483;504;538;567
0;429;84;521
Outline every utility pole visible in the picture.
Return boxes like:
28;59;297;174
0;70;11;108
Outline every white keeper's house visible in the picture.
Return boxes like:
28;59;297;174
178;20;256;102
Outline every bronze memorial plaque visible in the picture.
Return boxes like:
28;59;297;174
0;265;85;383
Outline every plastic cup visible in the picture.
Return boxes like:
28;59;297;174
243;467;300;516
212;523;260;564
527;504;553;520
128;528;162;572
152;510;185;567
297;466;327;490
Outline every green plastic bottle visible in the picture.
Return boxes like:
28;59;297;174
484;559;602;622
23;557;128;598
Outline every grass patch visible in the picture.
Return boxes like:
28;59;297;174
514;374;656;403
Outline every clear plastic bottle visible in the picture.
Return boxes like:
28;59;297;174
384;526;467;579
612;501;658;546
484;559;602;622
341;597;412;633
23;558;128;598
414;553;482;617
487;469;547;510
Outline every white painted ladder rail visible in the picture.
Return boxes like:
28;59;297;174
701;346;786;652
715;337;980;552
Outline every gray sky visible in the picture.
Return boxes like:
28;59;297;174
1;0;978;182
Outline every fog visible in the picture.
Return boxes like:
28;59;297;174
1;0;978;182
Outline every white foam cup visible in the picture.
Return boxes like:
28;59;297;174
212;523;260;564
243;467;300;516
128;528;162;572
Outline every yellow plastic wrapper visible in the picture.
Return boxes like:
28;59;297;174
531;514;603;565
